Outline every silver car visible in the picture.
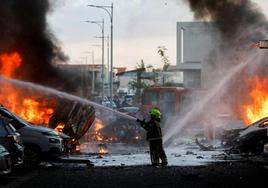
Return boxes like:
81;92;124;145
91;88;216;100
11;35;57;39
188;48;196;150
0;144;12;174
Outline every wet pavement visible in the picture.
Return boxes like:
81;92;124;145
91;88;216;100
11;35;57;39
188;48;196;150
1;161;268;188
1;144;268;188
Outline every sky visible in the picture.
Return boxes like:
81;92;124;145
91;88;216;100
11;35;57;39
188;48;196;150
48;0;268;70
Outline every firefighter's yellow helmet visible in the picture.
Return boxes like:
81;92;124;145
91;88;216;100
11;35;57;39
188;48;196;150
149;107;161;118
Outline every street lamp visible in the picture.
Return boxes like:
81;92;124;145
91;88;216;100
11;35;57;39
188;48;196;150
85;19;105;100
88;3;114;99
84;51;95;95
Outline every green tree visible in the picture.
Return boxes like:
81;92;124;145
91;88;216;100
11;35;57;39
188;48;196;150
157;46;170;71
128;59;148;99
158;46;171;84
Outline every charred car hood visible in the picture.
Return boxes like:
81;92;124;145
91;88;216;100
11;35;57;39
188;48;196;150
26;125;59;135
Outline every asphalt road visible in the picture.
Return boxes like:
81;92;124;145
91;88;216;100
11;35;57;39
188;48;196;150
1;161;268;188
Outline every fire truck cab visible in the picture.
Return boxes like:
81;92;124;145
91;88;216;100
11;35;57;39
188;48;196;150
141;87;206;122
141;87;187;120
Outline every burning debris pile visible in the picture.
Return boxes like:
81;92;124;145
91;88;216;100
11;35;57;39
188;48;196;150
84;114;145;144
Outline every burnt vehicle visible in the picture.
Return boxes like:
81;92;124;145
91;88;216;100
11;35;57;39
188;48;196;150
0;117;23;165
196;117;268;155
49;101;95;152
222;117;268;154
0;144;12;174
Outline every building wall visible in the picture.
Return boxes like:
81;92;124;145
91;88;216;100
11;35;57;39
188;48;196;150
57;64;106;97
183;70;201;88
176;22;220;88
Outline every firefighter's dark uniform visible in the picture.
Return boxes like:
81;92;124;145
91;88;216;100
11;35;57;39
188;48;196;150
139;119;167;166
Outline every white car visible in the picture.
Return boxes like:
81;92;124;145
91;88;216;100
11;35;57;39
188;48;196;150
0;145;11;174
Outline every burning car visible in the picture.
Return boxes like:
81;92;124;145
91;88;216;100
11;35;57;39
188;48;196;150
0;51;95;152
196;117;268;155
222;117;268;154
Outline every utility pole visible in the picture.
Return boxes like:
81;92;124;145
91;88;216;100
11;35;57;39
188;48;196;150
88;3;113;99
92;51;95;95
85;19;105;100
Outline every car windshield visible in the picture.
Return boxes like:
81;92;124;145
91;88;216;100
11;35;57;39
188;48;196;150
128;108;139;113
0;123;7;136
0;108;28;130
5;123;17;134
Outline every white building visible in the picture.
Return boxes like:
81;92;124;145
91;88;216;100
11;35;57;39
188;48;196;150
176;22;220;88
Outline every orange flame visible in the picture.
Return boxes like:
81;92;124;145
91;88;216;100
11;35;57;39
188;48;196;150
98;146;108;155
0;52;56;126
55;122;65;133
94;119;104;141
0;52;22;78
19;99;54;125
242;76;268;125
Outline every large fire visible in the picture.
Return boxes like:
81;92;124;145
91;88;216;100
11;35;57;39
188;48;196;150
0;52;22;78
241;76;268;125
0;52;56;126
94;119;105;141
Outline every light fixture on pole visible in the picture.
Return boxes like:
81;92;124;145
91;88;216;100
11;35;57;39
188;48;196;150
88;3;113;99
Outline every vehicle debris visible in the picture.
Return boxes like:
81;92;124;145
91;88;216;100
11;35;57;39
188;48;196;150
196;117;268;156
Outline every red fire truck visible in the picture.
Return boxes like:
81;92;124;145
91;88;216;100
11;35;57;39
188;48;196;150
142;87;185;119
141;87;206;121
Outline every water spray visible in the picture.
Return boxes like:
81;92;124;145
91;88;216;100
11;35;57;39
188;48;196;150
0;76;137;122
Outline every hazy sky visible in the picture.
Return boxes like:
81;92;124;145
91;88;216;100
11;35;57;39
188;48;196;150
48;0;268;70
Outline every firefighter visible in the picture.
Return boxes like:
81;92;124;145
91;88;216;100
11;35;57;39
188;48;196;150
137;107;168;166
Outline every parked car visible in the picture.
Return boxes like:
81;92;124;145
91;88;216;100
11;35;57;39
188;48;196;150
0;106;64;165
93;96;108;104
101;100;117;109
93;96;117;109
118;107;140;117
0;144;12;174
124;94;135;105
0;118;23;165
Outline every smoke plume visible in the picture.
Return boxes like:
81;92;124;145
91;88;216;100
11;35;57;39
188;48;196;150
185;0;268;61
164;0;268;144
0;0;74;90
183;0;268;108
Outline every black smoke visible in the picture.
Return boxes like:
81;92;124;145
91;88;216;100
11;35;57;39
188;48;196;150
0;0;74;90
185;0;267;42
183;0;268;119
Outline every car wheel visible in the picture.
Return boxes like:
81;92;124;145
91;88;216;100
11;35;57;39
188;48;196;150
24;146;41;166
